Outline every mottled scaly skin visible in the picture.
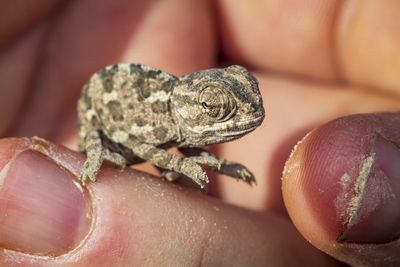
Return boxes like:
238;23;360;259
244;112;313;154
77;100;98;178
78;63;264;188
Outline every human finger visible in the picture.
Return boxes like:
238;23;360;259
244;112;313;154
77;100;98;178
282;112;400;266
0;137;341;266
0;0;61;49
217;0;400;95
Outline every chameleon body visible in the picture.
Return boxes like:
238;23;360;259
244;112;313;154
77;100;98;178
77;63;265;188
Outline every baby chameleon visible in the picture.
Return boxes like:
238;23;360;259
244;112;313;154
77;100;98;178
77;63;265;188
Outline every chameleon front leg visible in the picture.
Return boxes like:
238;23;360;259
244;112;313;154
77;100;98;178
80;130;127;184
123;140;209;188
178;147;256;185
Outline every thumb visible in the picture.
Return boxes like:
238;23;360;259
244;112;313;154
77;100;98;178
0;137;341;266
283;112;400;267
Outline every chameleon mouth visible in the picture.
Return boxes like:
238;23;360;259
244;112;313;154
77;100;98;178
183;111;265;146
219;113;265;138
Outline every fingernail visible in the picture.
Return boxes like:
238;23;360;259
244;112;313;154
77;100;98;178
0;150;91;255
337;135;400;243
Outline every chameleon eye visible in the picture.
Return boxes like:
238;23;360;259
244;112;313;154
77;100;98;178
201;101;209;109
198;86;236;121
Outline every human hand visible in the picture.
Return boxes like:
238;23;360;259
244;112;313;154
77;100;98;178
1;1;399;266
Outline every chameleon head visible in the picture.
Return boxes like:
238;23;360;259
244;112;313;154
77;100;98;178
172;65;265;146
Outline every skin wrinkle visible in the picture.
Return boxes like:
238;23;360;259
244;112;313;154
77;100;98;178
328;0;345;81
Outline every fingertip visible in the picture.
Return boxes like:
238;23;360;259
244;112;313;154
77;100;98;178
282;112;400;266
0;137;91;257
